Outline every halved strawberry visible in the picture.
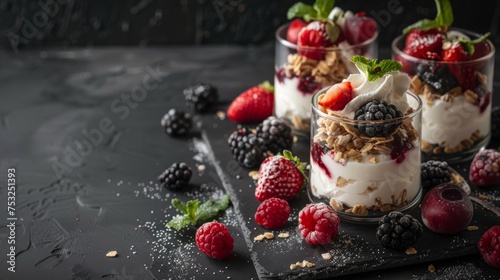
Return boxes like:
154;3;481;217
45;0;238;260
318;81;353;110
344;15;377;45
405;29;440;48
286;19;307;44
297;21;340;60
403;32;443;60
227;81;274;123
442;41;475;91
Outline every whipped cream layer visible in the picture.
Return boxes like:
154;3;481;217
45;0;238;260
274;76;312;119
310;148;421;208
422;96;490;147
340;72;411;118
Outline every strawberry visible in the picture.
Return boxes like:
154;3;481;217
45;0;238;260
404;29;440;48
318;81;353;110
227;81;274;123
403;32;443;60
286;19;307;44
442;41;476;91
255;150;307;202
297;21;340;60
344;14;377;45
469;149;500;186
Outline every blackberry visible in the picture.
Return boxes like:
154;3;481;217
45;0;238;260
354;99;403;137
492;106;500;140
421;160;451;189
183;83;218;113
228;128;265;168
158;162;192;190
415;64;458;94
376;211;423;250
161;109;192;136
256;116;293;155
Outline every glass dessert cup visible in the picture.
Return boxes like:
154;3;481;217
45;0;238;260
309;89;423;223
274;23;378;139
392;29;495;163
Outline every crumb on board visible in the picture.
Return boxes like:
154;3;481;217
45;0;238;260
405;247;417;255
249;171;259;180
277;232;289;238
254;232;274;242
321;252;332;260
290;260;315;270
467;225;479;231
428;264;436;273
106;251;118;258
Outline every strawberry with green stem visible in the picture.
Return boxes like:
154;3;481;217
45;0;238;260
227;81;274;123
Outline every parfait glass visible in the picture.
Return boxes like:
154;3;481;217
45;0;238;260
309;88;423;223
274;24;378;138
392;29;495;162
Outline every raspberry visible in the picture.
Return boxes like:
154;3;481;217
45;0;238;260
254;198;290;229
469;149;500;186
421;160;450;189
376;211;423;250
161;109;192;136
158;162;192;190
256;116;293;155
195;221;234;260
298;203;340;245
183;83;218;113
354;99;403;137
478;225;500;268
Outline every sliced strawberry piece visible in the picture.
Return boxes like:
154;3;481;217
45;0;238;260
297;21;339;60
403;32;443;60
227;81;274;123
442;41;476;91
344;16;377;45
318;81;353;110
286;19;307;44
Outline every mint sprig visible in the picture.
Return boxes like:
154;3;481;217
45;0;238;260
287;0;335;22
350;56;402;82
403;0;453;34
456;32;491;55
167;195;231;230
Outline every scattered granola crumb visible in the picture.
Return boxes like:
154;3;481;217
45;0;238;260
479;194;489;200
106;251;118;258
197;164;206;172
216;111;226;120
428;264;436;273
236;175;241;179
342;239;352;245
293;136;298;143
467;225;479;231
249;171;259;180
290;260;315;270
254;232;274;242
277;232;289;238
406;247;417;255
321;252;332;260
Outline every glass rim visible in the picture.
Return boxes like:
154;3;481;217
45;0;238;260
275;23;378;52
392;27;495;65
311;86;423;124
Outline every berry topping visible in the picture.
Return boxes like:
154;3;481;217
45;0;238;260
389;137;414;164
183;83;218;113
255;150;307;202
254;198;291;229
227;81;274;123
404;28;440;48
256;116;294;155
403;32;444;60
415;64;458;94
161;109;192;136
469;149;500;186
421;160;451;189
478;225;500;268
298;203;340;245
376;211;423;250
421;183;473;234
286;18;307;44
195;221;234;260
297;21;340;60
492;106;500;140
344;15;377;45
158;162;192;190
227;128;265;169
318;81;353;111
354;99;403;137
310;142;331;178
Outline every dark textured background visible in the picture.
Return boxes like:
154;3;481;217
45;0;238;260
0;0;499;50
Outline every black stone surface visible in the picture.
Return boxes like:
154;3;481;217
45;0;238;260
0;45;500;280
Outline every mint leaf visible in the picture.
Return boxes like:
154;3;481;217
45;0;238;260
287;2;316;20
403;0;453;34
350;55;402;82
166;195;231;230
196;195;230;221
313;0;335;20
457;32;490;55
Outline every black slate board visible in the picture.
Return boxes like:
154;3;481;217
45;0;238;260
199;109;500;280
